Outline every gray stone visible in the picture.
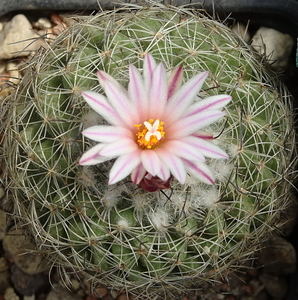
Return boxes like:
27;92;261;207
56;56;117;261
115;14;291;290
0;209;7;240
4;287;20;300
259;273;288;300
46;284;84;300
11;264;49;296
0;258;11;295
3;228;50;275
252;27;294;71
0;14;45;59
258;236;296;275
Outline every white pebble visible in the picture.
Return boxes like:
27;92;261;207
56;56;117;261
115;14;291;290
252;27;294;71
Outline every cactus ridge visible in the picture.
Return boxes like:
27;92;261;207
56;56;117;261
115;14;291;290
1;4;297;299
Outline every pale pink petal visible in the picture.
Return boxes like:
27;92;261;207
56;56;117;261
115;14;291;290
143;53;157;88
166;71;209;123
167;66;183;99
182;136;228;159
81;91;124;126
157;162;171;181
109;151;142;184
100;138;137;157
167;110;225;139
183;160;215;185
148;63;168;117
79;144;110;165
128;64;147;122
97;70;128;95
193;131;214;140
140;150;161;176
157;149;186;184
103;80;137;127
82;126;132;143
163;140;205;162
131;164;147;184
183;95;232;118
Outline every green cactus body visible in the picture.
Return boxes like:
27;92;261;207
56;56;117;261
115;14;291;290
1;4;296;299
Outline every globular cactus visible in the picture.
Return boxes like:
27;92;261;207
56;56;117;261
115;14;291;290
1;4;297;299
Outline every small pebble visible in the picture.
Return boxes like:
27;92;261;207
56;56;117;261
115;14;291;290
0;268;11;294
259;273;288;300
252;26;294;71
23;296;35;300
33;17;52;30
45;284;84;300
0;14;46;59
258;236;297;275
6;62;21;86
0;209;7;240
4;287;19;300
11;264;49;296
3;228;50;275
91;286;108;298
0;61;6;74
116;294;129;300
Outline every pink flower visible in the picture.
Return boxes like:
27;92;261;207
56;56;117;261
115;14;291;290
79;54;231;188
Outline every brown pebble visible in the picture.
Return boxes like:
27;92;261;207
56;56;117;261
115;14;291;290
11;264;49;296
247;268;259;277
117;294;130;300
93;286;108;298
258;237;297;275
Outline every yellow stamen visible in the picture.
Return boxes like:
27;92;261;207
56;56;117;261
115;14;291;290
134;119;165;149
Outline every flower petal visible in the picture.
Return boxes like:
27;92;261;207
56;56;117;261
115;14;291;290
82;125;132;143
163;139;205;162
157;161;171;181
103;80;137;127
167;66;183;99
131;164;147;184
128;64;147;121
183;160;215;185
157;149;186;184
193;131;214;140
81;91;124;126
79;144;109;165
183;94;232;118
141;150;161;176
100;138;137;157
109;151;142;184
182;136;228;159
167;110;226;139
97;70;128;95
143;53;157;88
148;63;168;117
166;71;209;123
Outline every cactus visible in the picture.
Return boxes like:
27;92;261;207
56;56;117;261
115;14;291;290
1;4;297;299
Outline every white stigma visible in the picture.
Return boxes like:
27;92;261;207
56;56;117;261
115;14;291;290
144;119;161;141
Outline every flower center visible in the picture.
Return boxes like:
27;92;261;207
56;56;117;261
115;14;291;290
134;119;165;149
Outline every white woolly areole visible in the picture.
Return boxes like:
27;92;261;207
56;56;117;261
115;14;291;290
76;167;97;187
210;160;234;181
132;193;151;211
117;218;130;230
149;210;170;232
101;187;121;208
170;192;193;215
191;186;220;208
227;143;239;158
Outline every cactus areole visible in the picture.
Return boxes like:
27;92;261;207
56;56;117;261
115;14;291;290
1;4;296;299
